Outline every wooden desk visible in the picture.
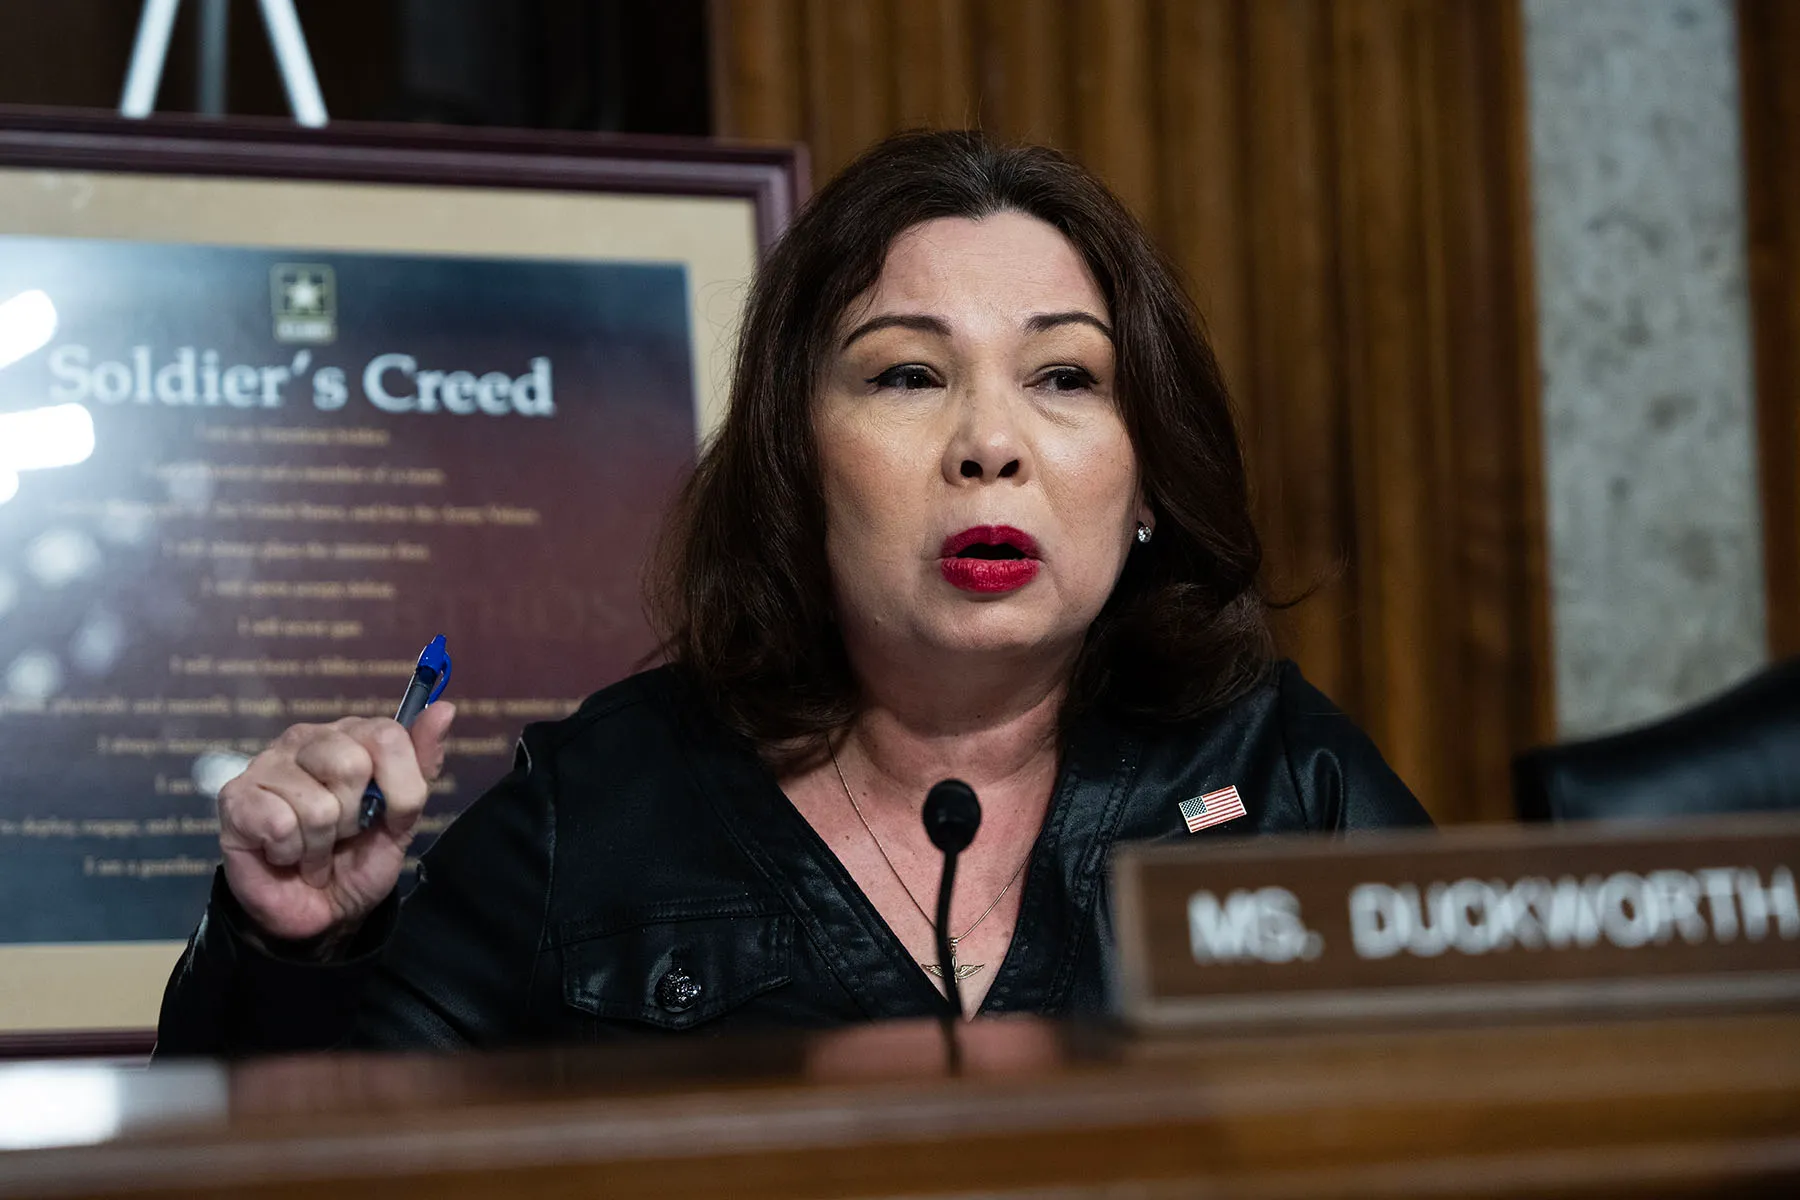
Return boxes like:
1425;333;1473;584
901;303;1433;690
2;1013;1798;1198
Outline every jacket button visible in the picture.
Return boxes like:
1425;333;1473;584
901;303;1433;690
656;966;703;1013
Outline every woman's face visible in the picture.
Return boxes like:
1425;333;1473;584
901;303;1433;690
815;212;1150;674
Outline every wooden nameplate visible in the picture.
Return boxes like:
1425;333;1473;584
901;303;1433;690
1113;814;1800;1029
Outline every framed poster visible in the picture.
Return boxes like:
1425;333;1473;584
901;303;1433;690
0;110;802;1054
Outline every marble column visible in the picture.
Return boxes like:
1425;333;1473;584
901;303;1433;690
1523;0;1768;738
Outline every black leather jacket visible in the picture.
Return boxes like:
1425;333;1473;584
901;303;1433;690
154;662;1430;1057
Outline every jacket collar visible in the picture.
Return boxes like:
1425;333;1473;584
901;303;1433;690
673;682;1143;1018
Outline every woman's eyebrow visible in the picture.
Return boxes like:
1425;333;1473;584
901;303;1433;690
840;313;950;350
838;309;1114;350
1025;311;1114;341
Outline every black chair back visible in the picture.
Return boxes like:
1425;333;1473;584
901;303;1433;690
1513;658;1800;821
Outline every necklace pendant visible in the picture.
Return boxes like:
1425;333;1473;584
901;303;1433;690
922;936;984;982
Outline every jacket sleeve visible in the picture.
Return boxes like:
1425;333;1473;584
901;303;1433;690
152;730;556;1059
1276;662;1436;831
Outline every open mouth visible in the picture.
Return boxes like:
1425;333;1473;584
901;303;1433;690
940;525;1041;560
955;542;1026;560
939;525;1041;593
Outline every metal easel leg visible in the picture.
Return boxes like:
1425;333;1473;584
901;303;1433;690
256;0;330;127
120;0;327;127
119;0;183;119
196;0;229;117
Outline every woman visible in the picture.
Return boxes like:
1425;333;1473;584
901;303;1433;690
156;130;1429;1056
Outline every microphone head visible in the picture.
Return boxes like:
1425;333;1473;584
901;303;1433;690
923;779;981;854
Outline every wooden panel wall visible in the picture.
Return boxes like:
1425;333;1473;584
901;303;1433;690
1738;0;1800;661
0;0;139;109
711;0;1552;823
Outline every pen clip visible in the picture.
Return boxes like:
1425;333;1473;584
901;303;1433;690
416;633;452;704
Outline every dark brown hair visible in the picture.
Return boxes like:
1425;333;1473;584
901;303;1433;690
650;129;1271;751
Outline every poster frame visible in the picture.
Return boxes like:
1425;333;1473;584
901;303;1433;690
0;107;804;1057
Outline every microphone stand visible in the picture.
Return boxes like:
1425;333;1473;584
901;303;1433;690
933;842;964;1075
923;779;981;1075
933;847;964;1020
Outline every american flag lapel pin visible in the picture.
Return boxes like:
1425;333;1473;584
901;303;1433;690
1179;784;1246;834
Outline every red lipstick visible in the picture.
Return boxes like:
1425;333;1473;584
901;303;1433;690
938;525;1041;593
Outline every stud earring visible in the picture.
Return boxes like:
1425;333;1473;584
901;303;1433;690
1135;522;1153;545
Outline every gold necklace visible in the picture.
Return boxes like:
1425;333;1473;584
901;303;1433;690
829;742;1030;983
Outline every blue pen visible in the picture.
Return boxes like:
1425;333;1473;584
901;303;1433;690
357;634;453;831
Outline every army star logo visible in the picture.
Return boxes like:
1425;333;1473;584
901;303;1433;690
271;263;337;345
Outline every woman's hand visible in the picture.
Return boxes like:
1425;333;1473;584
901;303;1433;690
216;704;457;943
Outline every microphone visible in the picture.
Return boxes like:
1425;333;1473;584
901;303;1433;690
922;779;981;1019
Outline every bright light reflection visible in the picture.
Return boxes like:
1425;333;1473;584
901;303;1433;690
0;468;16;506
99;502;152;544
26;529;101;589
0;290;57;371
70;607;126;675
6;649;64;701
0;404;96;472
0;1066;120;1150
193;750;252;800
